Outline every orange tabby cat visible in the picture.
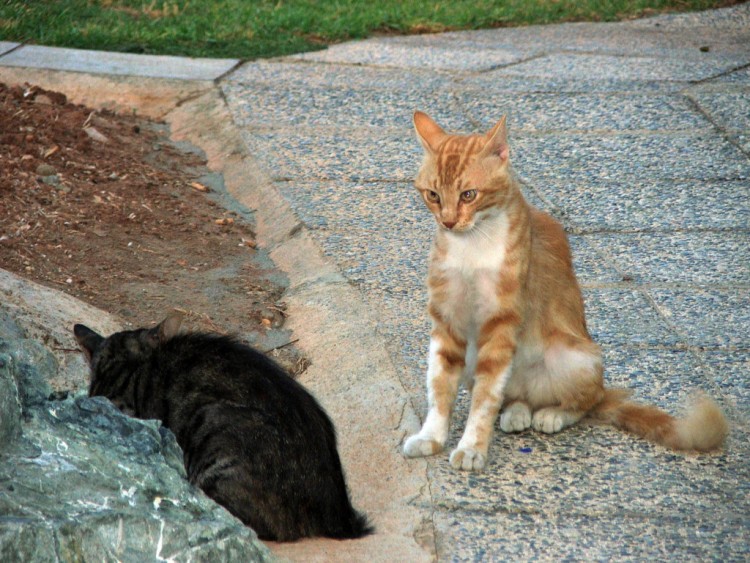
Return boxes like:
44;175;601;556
403;111;728;471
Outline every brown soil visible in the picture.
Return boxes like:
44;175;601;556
0;82;305;375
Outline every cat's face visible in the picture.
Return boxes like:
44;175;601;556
413;111;512;233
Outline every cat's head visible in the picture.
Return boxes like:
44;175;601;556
74;312;184;398
413;111;513;233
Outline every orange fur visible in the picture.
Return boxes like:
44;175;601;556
403;111;728;471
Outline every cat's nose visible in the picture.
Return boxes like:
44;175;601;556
442;220;457;230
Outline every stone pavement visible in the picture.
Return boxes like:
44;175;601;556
2;3;750;560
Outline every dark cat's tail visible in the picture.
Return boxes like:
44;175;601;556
328;507;374;540
590;389;728;452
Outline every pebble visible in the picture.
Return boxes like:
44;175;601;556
260;307;284;328
36;164;56;176
40;175;60;186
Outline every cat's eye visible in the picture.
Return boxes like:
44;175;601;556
425;190;440;203
461;189;477;202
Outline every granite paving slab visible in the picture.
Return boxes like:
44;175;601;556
236;128;418;181
700;350;750;418
483;53;747;83
731;132;750;155
414;3;750;56
382;13;750;60
601;346;724;410
275;180;429;233
709;65;750;85
455;74;688;94
433;507;747;561
626;2;750;31
530;178;750;231
566;236;625;284
427;420;747;516
227;60;455;91
589;231;750;285
648;288;750;349
512;133;749;183
582;289;682;347
689;90;750;131
458;92;708;132
289;40;531;72
222;81;470;130
234;128;750;184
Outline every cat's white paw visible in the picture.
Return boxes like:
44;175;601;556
403;435;443;458
532;407;568;434
449;447;486;471
500;402;532;433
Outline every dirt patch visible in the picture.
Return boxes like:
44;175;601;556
0;82;305;376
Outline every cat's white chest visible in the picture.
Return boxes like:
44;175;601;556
433;214;509;335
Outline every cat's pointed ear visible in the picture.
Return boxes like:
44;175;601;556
413;111;447;154
480;116;510;162
74;324;104;365
154;311;184;343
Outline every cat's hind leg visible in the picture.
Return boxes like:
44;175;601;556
528;339;604;434
404;328;466;458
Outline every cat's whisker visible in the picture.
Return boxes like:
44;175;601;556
470;224;493;244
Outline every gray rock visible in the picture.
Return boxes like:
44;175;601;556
0;354;21;450
39;174;59;186
0;317;272;562
0;337;54;410
0;268;121;393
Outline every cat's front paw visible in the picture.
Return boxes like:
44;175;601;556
403;435;443;458
500;402;532;433
449;447;486;471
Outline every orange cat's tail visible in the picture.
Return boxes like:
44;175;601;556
590;389;728;452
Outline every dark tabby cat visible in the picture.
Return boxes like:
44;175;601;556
73;313;372;542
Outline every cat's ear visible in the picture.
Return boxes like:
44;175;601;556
73;324;104;365
480;116;510;162
155;311;184;343
413;111;447;154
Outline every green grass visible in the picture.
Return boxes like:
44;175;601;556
0;0;742;60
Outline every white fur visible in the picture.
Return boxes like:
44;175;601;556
544;345;600;380
449;446;486;471
433;211;510;339
532;407;583;434
441;211;509;274
500;402;532;433
403;338;452;457
461;339;478;391
505;342;601;409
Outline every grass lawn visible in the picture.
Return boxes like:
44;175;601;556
0;0;742;60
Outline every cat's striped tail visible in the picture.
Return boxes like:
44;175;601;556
590;389;728;452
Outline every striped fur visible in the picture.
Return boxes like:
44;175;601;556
74;314;372;541
403;112;728;471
